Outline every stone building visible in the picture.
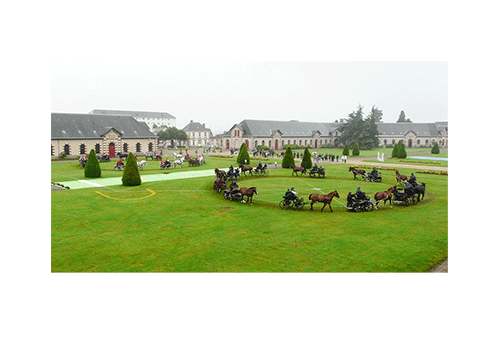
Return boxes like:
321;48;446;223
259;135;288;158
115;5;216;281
51;113;158;158
89;109;176;131
376;122;448;148
182;120;213;147
221;119;447;150
221;120;341;151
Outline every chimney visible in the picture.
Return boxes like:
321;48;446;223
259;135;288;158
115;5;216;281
190;120;193;122
203;123;205;128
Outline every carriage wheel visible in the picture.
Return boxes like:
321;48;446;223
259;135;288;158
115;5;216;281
263;170;269;176
365;203;374;212
295;202;304;210
279;200;287;209
354;204;362;212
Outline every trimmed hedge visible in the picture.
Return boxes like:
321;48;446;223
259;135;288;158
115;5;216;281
236;143;251;165
281;146;295;168
352;142;360;156
301;147;313;169
431;143;440;154
122;152;141;186
84;149;101;178
342;144;350;156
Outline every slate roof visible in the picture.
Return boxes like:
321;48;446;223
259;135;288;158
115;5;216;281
182;121;211;132
51;113;157;139
375;122;441;137
232;120;339;138
89;109;176;119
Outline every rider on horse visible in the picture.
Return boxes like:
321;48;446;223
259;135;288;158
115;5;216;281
256;161;263;171
369;167;378;178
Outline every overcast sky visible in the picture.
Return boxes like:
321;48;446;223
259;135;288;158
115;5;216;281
51;61;447;135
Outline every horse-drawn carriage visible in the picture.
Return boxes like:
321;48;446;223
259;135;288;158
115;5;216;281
160;160;172;170
364;171;382;183
226;167;240;180
279;189;309;210
253;163;269;176
346;192;374;212
224;186;258;205
309;165;325;178
97;153;110;162
188;157;201;167
392;184;416;206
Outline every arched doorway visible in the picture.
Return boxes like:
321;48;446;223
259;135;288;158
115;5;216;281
226;140;230;149
275;140;278;150
408;139;413;148
315;139;318;148
245;140;249;149
108;142;116;157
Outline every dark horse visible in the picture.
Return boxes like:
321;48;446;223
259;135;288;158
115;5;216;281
374;186;397;209
349;166;366;179
290;164;307;176
239;186;258;205
214;168;226;179
213;177;227;193
239;164;253;176
395;170;408;183
413;182;426;202
309;190;340;212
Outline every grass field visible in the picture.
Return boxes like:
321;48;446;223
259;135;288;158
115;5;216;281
51;152;447;272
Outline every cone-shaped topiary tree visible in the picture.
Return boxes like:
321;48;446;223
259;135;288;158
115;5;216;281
391;143;399;158
397;142;407;159
84;149;101;178
301;147;313;169
342;144;350;156
352;142;360;156
236;143;251;165
431;142;440;154
281;146;295;168
122;152;141;186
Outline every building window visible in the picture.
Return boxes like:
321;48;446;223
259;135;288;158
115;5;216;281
148;142;153;152
95;143;101;153
136;142;141;152
392;140;395;144
80;143;86;155
51;145;54;156
64;144;70;155
123;143;128;152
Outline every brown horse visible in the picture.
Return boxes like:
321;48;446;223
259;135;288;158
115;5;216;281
308;190;340;212
239;186;258;205
395;170;408;183
349;166;366;179
239;164;253;176
374;186;397;209
290;164;307;176
214;168;226;179
213;177;227;193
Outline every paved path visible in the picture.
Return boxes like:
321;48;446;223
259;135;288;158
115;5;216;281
55;168;225;190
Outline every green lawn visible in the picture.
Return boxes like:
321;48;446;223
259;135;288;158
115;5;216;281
51;155;448;272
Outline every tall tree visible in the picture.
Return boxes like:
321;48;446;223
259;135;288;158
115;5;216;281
338;105;380;149
397;110;412;123
301;147;313;169
158;127;188;147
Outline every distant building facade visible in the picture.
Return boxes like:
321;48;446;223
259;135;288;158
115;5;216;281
221;119;447;150
51;113;158;158
89;109;176;131
182;120;213;147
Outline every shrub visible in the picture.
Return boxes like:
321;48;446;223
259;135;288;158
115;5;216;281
352;142;360;156
281;146;295;168
236;143;251;165
301;147;313;169
122;152;141;186
84;149;101;178
397;142;407;159
391;144;399;158
342;144;350;156
431;143;440;154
